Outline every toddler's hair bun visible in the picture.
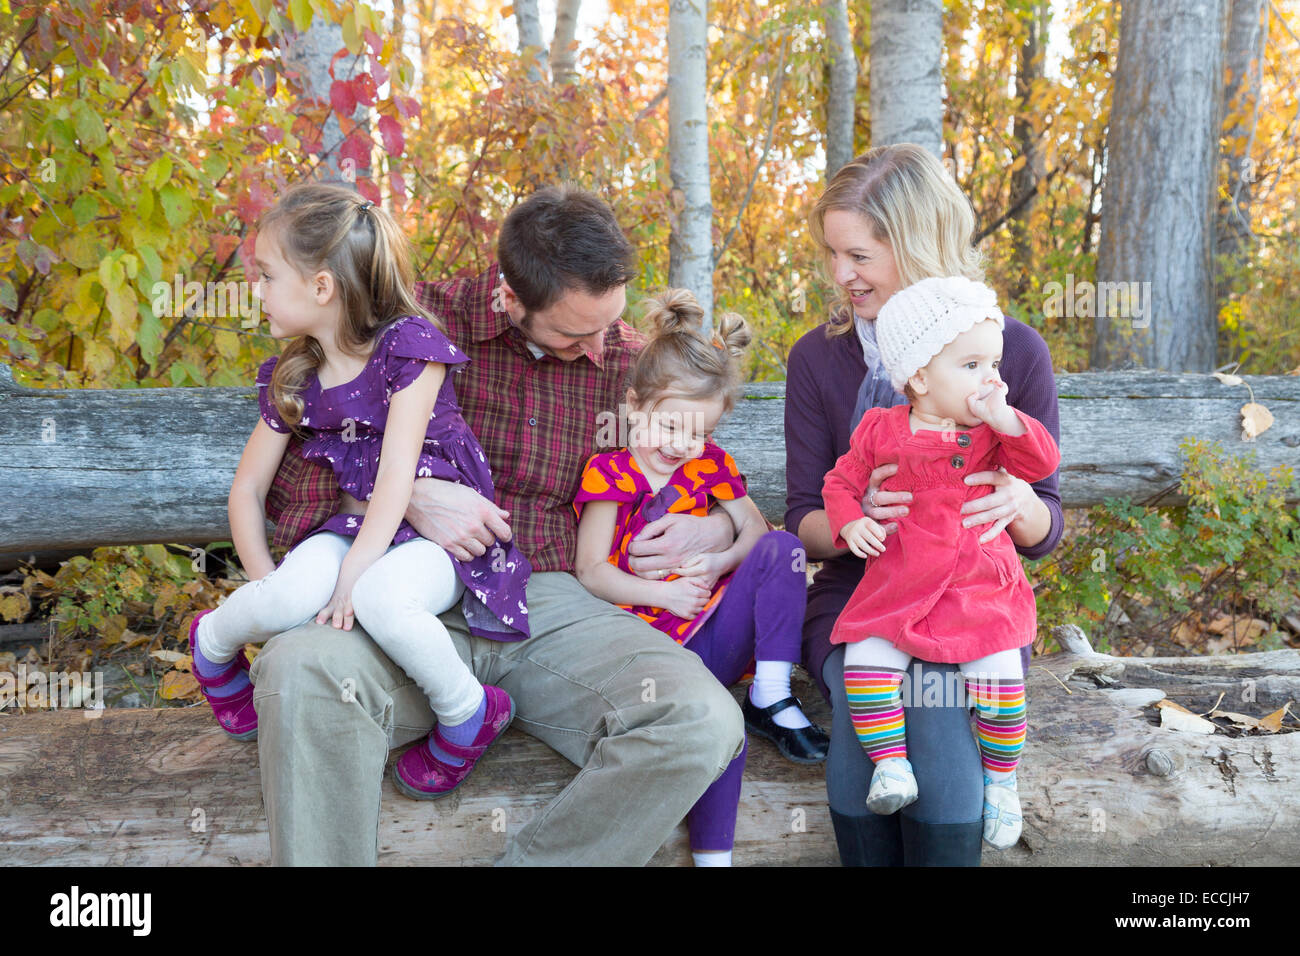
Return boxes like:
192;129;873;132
711;310;752;359
642;288;706;336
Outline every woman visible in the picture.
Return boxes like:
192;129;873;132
784;144;1063;865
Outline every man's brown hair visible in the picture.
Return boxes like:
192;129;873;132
498;185;637;313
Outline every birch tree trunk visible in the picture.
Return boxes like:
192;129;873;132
823;0;857;178
1216;0;1266;276
1093;0;1229;372
514;0;548;84
868;0;942;157
283;17;368;184
1009;3;1048;301
550;0;582;86
668;0;713;329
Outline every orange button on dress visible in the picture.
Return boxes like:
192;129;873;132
821;404;1061;663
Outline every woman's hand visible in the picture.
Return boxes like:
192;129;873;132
862;462;911;535
658;574;712;620
960;467;1038;544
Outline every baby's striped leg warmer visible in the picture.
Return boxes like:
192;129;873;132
966;678;1027;780
843;638;912;763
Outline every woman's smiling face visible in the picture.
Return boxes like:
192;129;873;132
821;209;903;321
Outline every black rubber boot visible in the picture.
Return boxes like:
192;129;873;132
830;809;904;866
899;815;983;866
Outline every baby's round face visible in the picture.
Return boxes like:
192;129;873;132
912;319;1005;427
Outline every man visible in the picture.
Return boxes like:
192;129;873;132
252;185;744;865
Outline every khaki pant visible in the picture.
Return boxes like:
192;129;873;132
249;571;745;865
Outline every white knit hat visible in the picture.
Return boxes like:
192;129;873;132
875;276;1005;392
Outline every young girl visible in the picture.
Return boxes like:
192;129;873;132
822;275;1060;850
187;182;530;800
573;289;829;867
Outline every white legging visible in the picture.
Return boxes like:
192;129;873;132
197;532;482;724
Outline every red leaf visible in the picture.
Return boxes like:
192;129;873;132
390;170;407;201
340;130;373;168
257;123;285;145
356;180;381;205
352;72;378;106
364;28;383;56
209;105;235;134
330;79;356;116
212;234;242;262
371;58;389;88
378;114;404;155
395;96;420;120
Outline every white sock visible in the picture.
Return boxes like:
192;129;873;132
985;769;1017;785
692;850;733;867
749;661;810;729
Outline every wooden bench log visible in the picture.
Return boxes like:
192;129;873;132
3;631;1296;866
2;363;1299;552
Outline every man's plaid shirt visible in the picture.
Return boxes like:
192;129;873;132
265;262;644;573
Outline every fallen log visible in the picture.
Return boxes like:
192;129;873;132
3;364;1299;551
1;629;1295;866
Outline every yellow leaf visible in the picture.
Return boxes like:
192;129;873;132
150;649;186;665
0;591;30;622
1241;402;1273;439
159;670;200;700
1259;703;1292;733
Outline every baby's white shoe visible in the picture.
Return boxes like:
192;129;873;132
982;772;1023;849
866;757;919;815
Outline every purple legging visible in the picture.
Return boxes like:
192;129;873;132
683;529;806;851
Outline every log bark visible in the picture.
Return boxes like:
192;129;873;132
3;635;1295;865
993;626;1300;866
2;365;1299;552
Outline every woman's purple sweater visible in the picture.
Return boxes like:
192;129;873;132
784;314;1064;689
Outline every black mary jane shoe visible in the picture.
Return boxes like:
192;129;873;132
742;694;830;765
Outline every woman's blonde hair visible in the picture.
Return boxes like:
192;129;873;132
256;182;437;430
628;289;752;415
809;143;985;336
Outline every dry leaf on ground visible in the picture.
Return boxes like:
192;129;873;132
159;670;200;700
1241;402;1274;439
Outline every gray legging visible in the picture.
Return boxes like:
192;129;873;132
822;644;984;864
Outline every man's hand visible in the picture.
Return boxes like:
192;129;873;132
626;512;733;579
406;477;512;562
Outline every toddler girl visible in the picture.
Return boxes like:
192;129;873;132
821;276;1060;850
188;182;530;800
573;289;829;867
